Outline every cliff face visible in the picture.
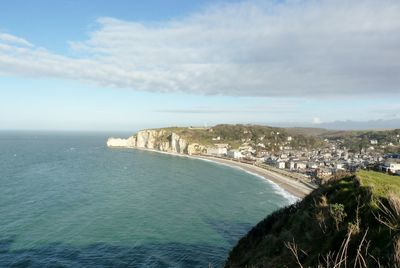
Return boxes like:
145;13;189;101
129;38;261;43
107;129;190;154
106;136;136;148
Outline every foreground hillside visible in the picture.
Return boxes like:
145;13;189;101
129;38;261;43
225;171;400;267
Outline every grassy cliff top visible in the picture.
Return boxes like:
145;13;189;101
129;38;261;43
225;171;400;267
137;124;323;150
358;170;400;198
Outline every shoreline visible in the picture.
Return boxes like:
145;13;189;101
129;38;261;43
112;146;315;199
193;155;313;199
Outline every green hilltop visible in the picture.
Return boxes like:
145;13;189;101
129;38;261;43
225;171;400;267
144;124;323;151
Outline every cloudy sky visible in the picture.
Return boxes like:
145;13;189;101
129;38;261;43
0;0;399;131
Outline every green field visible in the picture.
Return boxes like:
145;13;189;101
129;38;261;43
358;170;400;198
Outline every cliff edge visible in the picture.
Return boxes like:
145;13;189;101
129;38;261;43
107;129;191;154
224;170;400;267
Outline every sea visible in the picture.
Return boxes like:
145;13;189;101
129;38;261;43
0;131;295;267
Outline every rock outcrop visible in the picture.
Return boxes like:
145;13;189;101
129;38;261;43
107;129;190;154
106;136;136;148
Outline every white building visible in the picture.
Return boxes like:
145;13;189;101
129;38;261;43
382;160;400;173
239;145;256;154
334;162;345;170
280;153;288;159
307;162;319;169
276;161;286;169
286;161;295;170
295;162;307;170
206;144;228;156
227;150;243;159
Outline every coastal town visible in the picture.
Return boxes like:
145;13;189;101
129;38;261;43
202;130;400;184
107;125;400;188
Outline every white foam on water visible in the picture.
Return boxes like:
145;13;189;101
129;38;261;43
236;169;300;205
187;156;300;204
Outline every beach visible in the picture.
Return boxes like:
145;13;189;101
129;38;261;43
193;155;314;199
120;146;315;199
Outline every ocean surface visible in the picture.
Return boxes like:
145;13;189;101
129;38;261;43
0;131;294;267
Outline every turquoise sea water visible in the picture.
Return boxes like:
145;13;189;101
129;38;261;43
0;132;293;267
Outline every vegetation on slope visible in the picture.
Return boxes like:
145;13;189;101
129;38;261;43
285;127;335;137
148;124;323;151
225;171;400;267
359;170;400;198
148;125;400;154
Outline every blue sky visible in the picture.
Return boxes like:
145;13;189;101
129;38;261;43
0;0;399;131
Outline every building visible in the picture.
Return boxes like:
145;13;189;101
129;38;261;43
286;161;295;170
227;150;243;159
334;162;345;170
295;162;307;170
316;167;333;178
381;160;400;173
276;161;286;169
206;144;228;156
307;162;319;169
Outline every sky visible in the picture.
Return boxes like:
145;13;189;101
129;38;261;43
0;0;399;131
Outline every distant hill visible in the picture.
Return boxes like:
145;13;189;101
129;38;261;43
270;118;400;131
284;127;334;137
225;171;400;267
318;119;400;131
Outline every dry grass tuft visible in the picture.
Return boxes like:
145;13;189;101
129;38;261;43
394;236;400;267
388;193;400;219
319;195;329;207
374;193;400;232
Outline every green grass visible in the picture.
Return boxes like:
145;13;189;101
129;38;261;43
358;170;400;198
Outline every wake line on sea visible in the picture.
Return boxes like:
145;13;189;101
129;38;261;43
125;147;299;204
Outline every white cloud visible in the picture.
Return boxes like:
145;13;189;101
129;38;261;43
0;33;33;47
312;117;322;124
0;0;399;97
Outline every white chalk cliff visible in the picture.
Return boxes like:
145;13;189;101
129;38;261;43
106;136;136;148
107;129;194;154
